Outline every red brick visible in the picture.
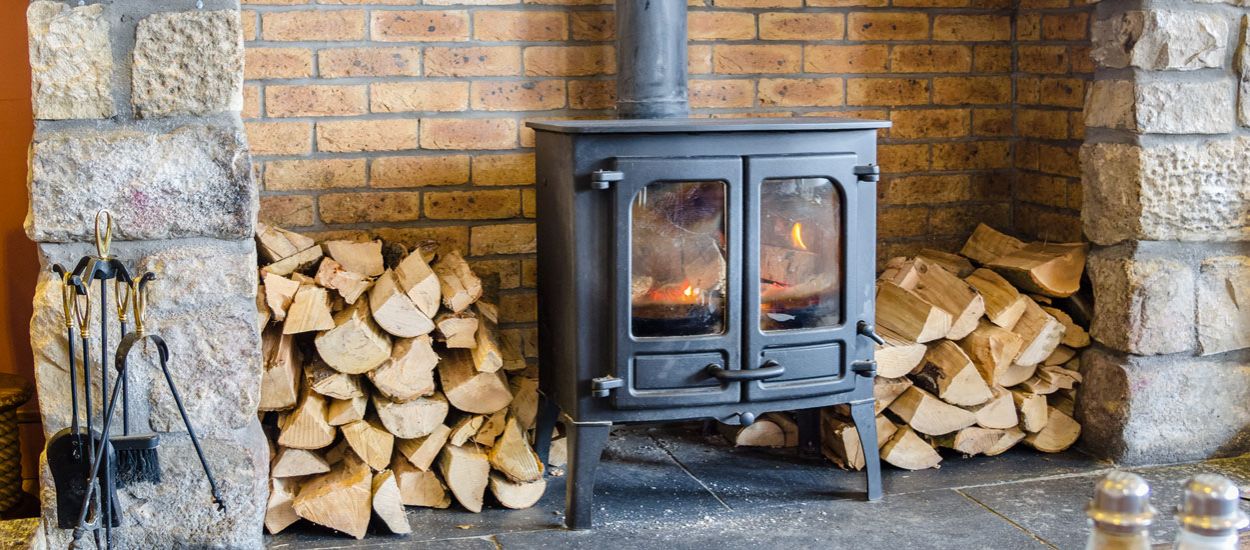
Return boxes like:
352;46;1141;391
1042;12;1089;41
424;189;521;219
713;45;801;74
847;12;929;41
932;141;1011;170
420;118;518;150
932;76;1011;105
524;45;615;76
265;85;367;117
244;48;312;79
319;47;421;78
320;192;422;224
316;120;419;153
1017;45;1069;74
571;11;614;41
264;159;365;191
372;155;471;187
471;223;536;255
473;153;535;185
245;121;312;156
759;13;844;40
878;143;930;173
933;15;1010;41
805;45;890;73
890;45;972;73
474;11;568;41
568;80;615;110
259;195;314;228
690;79;756;108
262;10;365;41
889;109;969;139
846;78;930;106
372;82;469;112
472;80;567;111
372;10;469;42
758;78;843;107
689;12;756;40
425;46;522;77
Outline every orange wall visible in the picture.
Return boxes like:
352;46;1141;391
1;1;39;481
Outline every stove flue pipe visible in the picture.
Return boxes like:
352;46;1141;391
615;0;689;119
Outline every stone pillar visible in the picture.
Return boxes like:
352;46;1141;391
1079;5;1250;464
25;1;264;548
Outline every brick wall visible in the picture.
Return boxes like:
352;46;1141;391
240;0;1092;302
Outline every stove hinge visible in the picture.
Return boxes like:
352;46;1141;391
853;164;880;183
590;169;625;190
590;375;624;397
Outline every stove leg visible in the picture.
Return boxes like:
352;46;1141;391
849;401;882;501
565;419;611;530
796;410;820;453
534;393;561;465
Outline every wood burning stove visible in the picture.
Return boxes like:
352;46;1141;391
528;0;890;530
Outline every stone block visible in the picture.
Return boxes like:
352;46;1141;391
27;122;256;243
1239;18;1250;127
38;422;268;549
31;239;259;439
1084;80;1135;130
133;10;244;118
26;1;114;120
1197;256;1250;355
1092;10;1228;71
1135;78;1235;134
1087;247;1195;355
1082;139;1250;244
1077;348;1250;465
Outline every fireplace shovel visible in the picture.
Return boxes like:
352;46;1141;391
70;274;225;549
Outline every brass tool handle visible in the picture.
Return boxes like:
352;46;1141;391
131;273;156;334
94;210;113;260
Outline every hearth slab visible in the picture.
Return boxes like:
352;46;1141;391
961;456;1250;549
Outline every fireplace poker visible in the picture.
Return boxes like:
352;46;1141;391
70;272;226;548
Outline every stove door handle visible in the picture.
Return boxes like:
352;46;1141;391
706;361;786;382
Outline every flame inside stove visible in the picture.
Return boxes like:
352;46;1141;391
791;222;808;251
683;284;695;298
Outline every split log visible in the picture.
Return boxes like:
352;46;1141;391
438;444;491;513
325;240;385;277
395;252;442;319
720;417;787;448
875;336;927;379
283;285;335;335
762;412;800;447
438;349;513;414
489;416;544;483
1012;390;1049;433
1043;345;1077;366
371;470;413;534
964;268;1028;330
959;223;1025;265
434;250;483;313
307;360;364;400
263;273;300;322
880;426;942;470
1042;306;1090;348
259;330;301;411
820;411;896;471
887;386;977;436
314;258;371;305
368;335;438;402
885;258;985;340
373;393;450;440
435;311;479;349
509;376;539;430
874;376;913;415
257;223;317;263
279;386;336;450
933;426;1010;456
475;410;508;447
293;455;372;539
257;284;271;327
548;437;567;467
967;386;1018;430
448;415;486;446
997;362;1037;387
327;395;367;426
1050;389;1077;416
272;448;330;479
1012;298;1065;367
265;477;301;535
1034;365;1081;392
957;320;1024;386
472;309;504;373
341;418;395;471
396;424;451;471
911;341;992;407
985;426;1027;456
315;300;392;374
370;269;436;338
988;242;1088;298
392;454;451;508
916;248;975;278
324;439;351;466
1024;407;1080;452
489;473;546;509
266;246;324;277
876;281;952;343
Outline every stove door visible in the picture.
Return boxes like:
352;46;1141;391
742;154;871;402
609;156;744;410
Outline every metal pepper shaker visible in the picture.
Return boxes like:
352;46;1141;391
1172;474;1249;550
1086;471;1156;550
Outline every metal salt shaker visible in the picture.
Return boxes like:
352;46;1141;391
1086;471;1156;550
1172;474;1248;550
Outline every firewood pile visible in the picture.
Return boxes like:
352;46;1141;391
725;224;1090;471
253;224;543;539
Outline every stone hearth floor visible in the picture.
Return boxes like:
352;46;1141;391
5;423;1250;549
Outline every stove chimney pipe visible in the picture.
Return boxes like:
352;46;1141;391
615;0;689;119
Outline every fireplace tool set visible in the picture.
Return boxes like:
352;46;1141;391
43;212;224;550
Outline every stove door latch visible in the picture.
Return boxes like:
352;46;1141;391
590;169;625;190
851;360;877;377
853;164;880;183
590;375;624;397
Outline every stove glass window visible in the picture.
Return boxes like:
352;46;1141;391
630;180;728;338
760;177;842;332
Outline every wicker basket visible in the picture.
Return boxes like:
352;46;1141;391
0;373;33;513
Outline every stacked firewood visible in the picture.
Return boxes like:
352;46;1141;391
820;225;1088;470
253;224;543;540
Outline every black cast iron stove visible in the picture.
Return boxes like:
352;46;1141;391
528;0;890;530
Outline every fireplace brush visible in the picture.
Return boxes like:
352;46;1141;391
70;272;225;550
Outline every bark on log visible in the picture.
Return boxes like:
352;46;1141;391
876;281;952;343
959;223;1025;265
1012;298;1065;367
395;252;442;319
911;341;992;407
957;320;1024;387
260;330;301;412
988;242;1088;298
